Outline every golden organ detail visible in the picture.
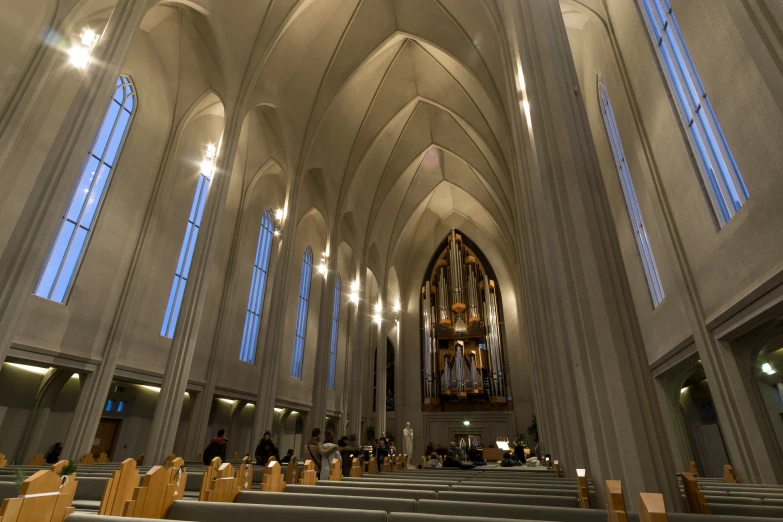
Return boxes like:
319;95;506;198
421;230;509;410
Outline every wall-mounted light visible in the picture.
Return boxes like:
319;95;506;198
273;407;284;412
680;387;688;394
763;362;776;375
68;27;101;70
141;385;161;393
5;362;51;375
462;420;470;426
349;280;360;304
201;143;217;179
317;252;328;276
372;300;382;324
274;208;284;236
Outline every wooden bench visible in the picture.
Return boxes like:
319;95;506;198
0;468;77;522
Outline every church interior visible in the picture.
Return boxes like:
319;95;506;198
0;0;783;519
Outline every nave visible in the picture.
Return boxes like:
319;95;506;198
0;451;781;521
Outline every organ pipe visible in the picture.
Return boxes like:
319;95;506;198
422;282;433;399
483;273;501;397
450;231;466;313
466;262;480;323
438;267;450;325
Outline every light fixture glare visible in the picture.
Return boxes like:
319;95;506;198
762;362;776;375
462;420;470;426
141;385;161;393
5;362;51;375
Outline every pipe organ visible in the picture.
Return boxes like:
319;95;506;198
421;230;508;410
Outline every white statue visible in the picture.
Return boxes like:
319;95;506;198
403;422;414;468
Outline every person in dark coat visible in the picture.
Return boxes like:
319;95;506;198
280;449;295;463
203;429;228;464
340;434;362;477
45;442;62;464
254;431;279;464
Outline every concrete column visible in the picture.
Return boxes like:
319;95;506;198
15;369;72;463
345;268;367;439
144;105;244;464
374;308;386;438
183;390;209;460
501;0;679;508
0;0;151;367
307;253;339;438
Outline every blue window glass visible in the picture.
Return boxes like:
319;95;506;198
34;76;135;302
639;0;748;226
290;247;313;379
328;275;341;389
239;209;274;363
598;74;664;307
160;170;212;338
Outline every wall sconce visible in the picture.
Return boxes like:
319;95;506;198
201;143;217;179
393;300;400;321
372;300;382;324
273;208;283;236
69;27;101;69
317;252;328;276
349;280;360;304
762;362;776;375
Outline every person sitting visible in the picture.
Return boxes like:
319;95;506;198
254;431;280;464
202;429;228;465
376;437;390;468
526;454;541;467
318;430;342;480
426;452;442;468
444;450;475;469
280;448;295;463
472;450;487;466
500;451;516;467
45;442;63;464
425;442;435;457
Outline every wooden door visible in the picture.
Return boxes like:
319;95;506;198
91;418;121;459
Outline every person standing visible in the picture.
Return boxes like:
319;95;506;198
254;431;279;464
318;430;341;480
305;428;323;475
202;429;228;464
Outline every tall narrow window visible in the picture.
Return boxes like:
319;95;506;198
35;76;136;302
640;0;748;225
239;209;274;363
327;275;341;389
160;166;213;338
290;247;313;379
598;75;664;307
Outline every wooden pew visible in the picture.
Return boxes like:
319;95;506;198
689;461;699;477
199;457;222;502
639;492;667;522
284;456;298;485
78;453;95;465
329;459;343;481
99;458;140;516
0;469;77;522
299;460;318;485
162;454;177;468
382;459;392;473
553;460;562;478
123;463;186;518
606;480;628;522
136;454;145;466
50;460;75;481
367;457;378;474
392;455;402;471
723;464;738;483
350;458;362;477
27;453;46;466
202;463;240;503
197;453;203;463
231;452;239;460
237;456;253;491
261;461;285;492
96;452;110;464
680;472;710;514
420;456;426;468
0;453;7;467
576;469;591;509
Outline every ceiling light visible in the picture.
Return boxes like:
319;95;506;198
218;398;236;404
141;385;161;393
763;363;776;375
275;209;284;221
374;302;382;315
680;387;688;394
372;313;382;324
317;262;327;276
184;392;190;397
68;45;91;69
274;407;283;412
80;27;99;47
71;373;80;379
393;301;401;313
462;420;470;426
5;363;51;375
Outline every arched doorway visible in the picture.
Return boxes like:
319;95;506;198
678;366;731;477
